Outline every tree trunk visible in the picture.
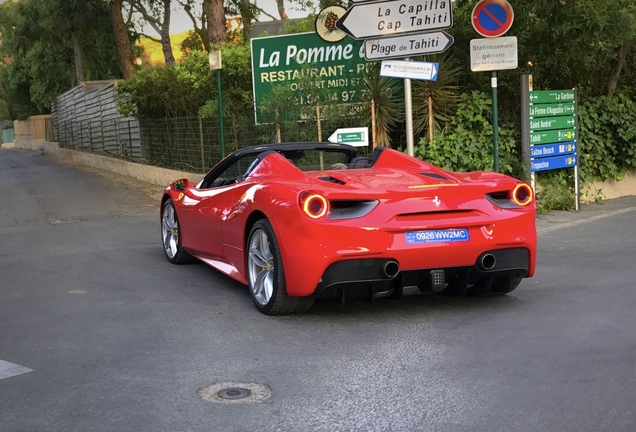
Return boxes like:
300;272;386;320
109;0;133;79
204;0;227;45
606;40;630;98
160;30;176;66
276;0;289;19
160;0;176;66
71;31;85;84
240;0;253;44
183;3;210;51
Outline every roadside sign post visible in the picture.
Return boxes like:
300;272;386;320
470;0;515;173
404;59;414;157
522;77;580;210
378;58;439;157
491;72;499;172
209;51;225;158
331;0;454;157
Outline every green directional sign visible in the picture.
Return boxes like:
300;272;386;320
338;132;363;143
530;116;576;131
529;90;575;104
328;127;368;147
530;129;576;145
530;102;575;118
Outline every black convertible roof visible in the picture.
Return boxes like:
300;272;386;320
231;142;358;159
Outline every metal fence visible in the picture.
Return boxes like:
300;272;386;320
54;105;382;174
54;118;141;160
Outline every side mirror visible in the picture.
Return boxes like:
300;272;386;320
171;178;190;191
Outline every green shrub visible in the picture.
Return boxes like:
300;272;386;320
414;90;521;177
578;94;636;182
535;170;576;213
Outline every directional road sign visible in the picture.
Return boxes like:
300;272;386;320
529;102;575;118
530;129;576;145
380;60;439;81
529;90;576;104
472;0;514;38
328;127;369;147
530;142;576;159
530;116;576;131
363;31;454;61
531;154;577;172
336;0;453;40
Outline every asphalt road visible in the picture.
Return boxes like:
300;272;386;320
1;148;635;432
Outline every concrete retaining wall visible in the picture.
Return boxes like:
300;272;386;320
4;140;203;187
589;173;636;200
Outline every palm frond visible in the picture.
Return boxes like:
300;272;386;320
412;53;463;141
357;63;404;148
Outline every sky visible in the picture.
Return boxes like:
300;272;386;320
164;0;314;35
0;0;314;37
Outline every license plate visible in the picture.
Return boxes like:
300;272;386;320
406;229;470;244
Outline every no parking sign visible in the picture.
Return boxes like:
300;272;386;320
472;0;514;38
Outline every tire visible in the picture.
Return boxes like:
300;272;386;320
161;199;194;264
246;219;314;315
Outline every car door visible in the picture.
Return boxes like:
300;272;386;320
179;155;258;259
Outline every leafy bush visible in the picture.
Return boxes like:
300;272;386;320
578;94;636;182
535;170;576;213
117;46;253;120
414;91;521;176
117;53;215;118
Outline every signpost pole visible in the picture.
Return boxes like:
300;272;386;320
528;78;535;191
520;75;531;182
209;51;225;158
404;58;415;157
491;71;499;172
216;69;225;158
574;89;580;211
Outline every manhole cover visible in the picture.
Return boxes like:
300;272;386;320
199;382;271;404
218;387;251;400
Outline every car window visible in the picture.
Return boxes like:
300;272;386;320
200;155;259;189
283;149;349;172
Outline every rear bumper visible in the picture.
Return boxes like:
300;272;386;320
273;207;536;297
313;247;530;298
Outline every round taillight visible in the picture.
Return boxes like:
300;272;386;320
513;183;534;206
302;193;328;219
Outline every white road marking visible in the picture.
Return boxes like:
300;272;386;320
538;206;636;235
0;359;33;380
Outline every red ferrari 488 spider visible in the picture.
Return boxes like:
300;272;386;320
161;142;536;315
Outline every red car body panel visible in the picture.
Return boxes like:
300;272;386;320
163;145;536;298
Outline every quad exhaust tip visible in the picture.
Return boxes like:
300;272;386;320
480;253;497;271
382;260;400;278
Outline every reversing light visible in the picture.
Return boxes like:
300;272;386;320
513;183;534;206
301;193;328;219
